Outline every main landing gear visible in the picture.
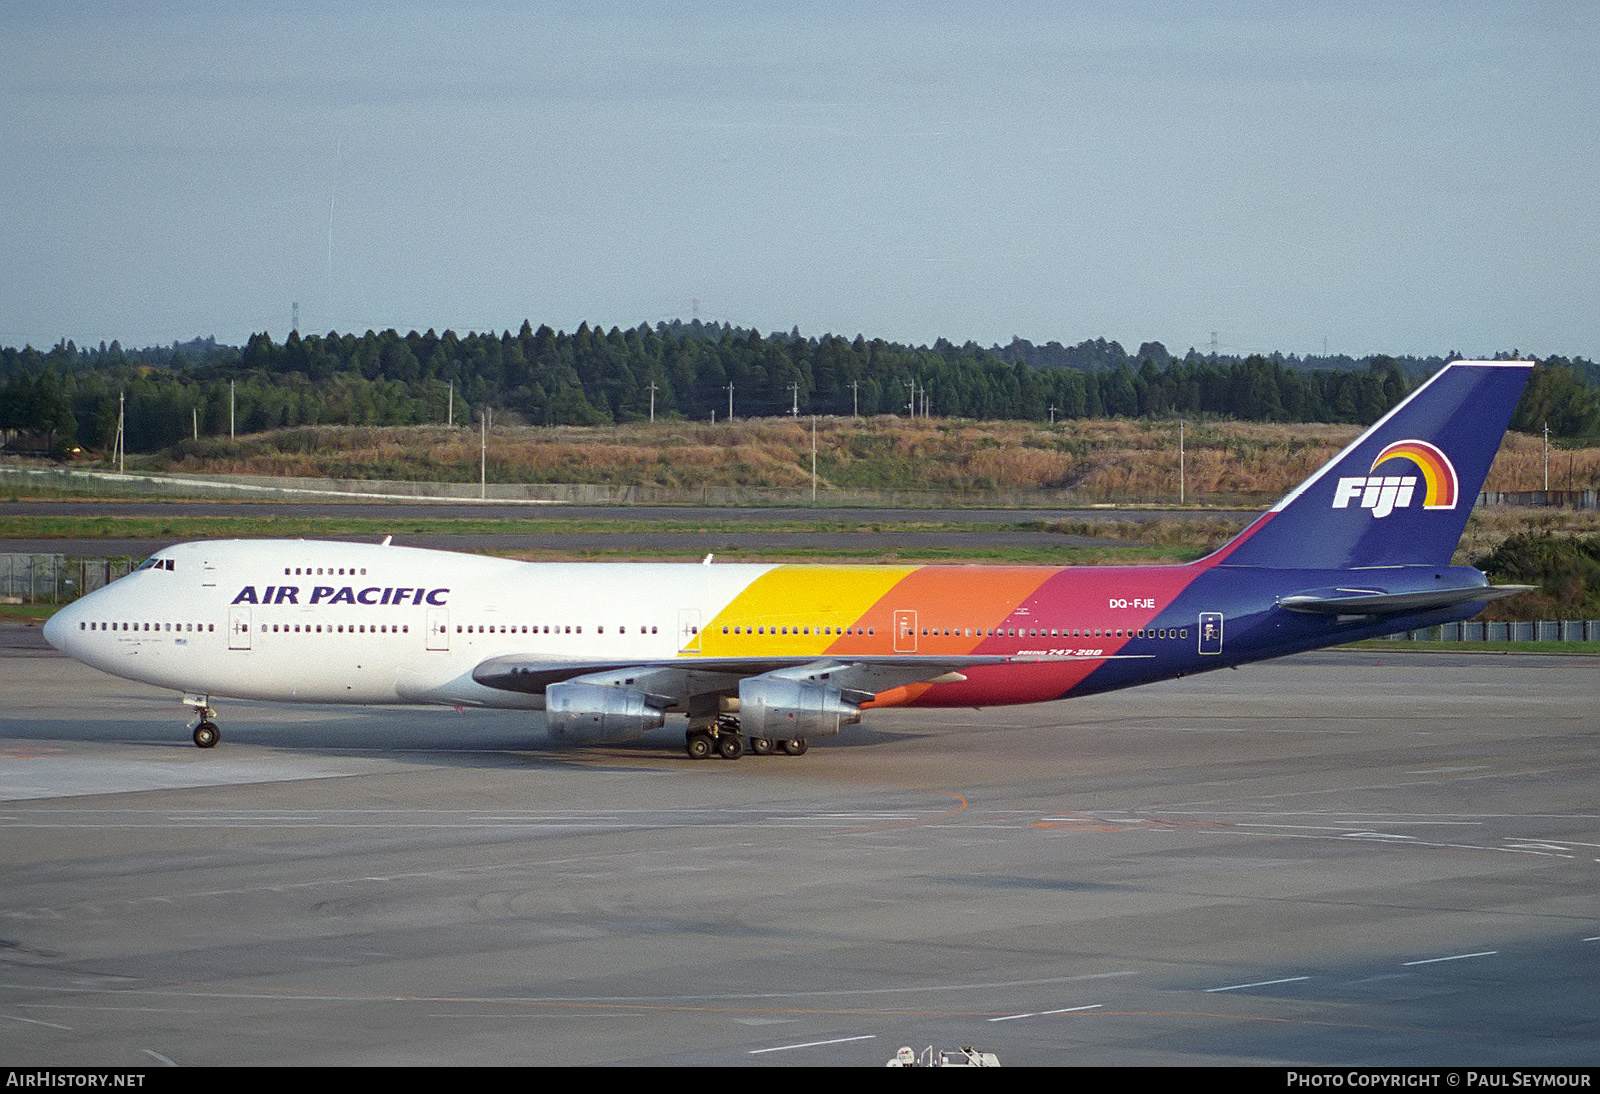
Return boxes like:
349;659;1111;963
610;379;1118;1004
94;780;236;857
183;694;220;749
683;715;807;760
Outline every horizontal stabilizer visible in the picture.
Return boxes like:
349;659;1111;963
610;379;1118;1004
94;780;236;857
1279;585;1535;616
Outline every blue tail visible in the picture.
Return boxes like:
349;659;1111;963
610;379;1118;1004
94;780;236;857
1207;361;1533;570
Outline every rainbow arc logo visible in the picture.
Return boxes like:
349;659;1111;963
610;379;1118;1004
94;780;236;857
1330;439;1459;519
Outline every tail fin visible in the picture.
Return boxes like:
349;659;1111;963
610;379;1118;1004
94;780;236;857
1205;361;1533;570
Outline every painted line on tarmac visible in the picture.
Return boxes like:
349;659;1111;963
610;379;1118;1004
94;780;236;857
1402;951;1497;966
1205;976;1310;993
749;1034;877;1055
988;1003;1102;1022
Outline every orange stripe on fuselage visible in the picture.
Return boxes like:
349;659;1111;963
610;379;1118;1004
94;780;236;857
825;565;1060;658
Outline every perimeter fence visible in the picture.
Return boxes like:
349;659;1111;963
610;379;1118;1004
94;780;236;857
0;554;136;604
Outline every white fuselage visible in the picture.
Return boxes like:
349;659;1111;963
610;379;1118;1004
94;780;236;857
44;539;776;709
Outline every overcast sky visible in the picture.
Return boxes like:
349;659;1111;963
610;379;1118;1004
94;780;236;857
3;1;1596;360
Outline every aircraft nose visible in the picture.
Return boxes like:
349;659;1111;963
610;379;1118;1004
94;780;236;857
43;601;77;652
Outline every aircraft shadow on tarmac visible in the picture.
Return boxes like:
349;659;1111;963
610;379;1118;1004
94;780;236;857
21;687;947;773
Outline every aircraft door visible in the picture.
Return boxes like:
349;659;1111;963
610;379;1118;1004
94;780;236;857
229;606;252;650
893;609;918;653
1198;612;1223;655
426;608;450;651
678;609;701;653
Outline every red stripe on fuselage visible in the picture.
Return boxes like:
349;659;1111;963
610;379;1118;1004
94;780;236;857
860;562;1209;708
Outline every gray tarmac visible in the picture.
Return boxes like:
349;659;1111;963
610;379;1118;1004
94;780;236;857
2;623;1597;1067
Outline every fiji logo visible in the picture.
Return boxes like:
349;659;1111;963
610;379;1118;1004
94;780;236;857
1331;440;1459;519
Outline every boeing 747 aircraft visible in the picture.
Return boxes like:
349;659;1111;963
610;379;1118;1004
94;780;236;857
45;361;1534;759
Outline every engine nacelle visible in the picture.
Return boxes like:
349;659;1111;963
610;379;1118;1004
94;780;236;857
544;682;665;744
738;677;861;742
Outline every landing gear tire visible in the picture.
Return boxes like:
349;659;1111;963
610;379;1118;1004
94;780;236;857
749;735;774;756
193;721;220;749
780;737;808;756
685;731;713;760
717;734;744;760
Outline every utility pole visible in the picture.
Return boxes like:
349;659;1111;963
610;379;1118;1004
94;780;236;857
115;391;125;474
229;380;235;440
1543;422;1550;492
810;415;818;506
192;406;197;441
648;382;658;423
448;381;454;427
789;381;799;417
850;379;860;418
1048;405;1057;425
726;382;735;422
1179;420;1186;505
906;379;916;417
480;410;487;500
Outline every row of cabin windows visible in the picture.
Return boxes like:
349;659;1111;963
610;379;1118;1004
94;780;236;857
458;624;662;635
284;566;368;576
84;621;214;632
261;623;408;634
714;624;1188;640
722;625;875;636
894;625;1189;640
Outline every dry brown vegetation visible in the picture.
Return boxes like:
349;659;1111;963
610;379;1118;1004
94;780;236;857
161;417;1600;502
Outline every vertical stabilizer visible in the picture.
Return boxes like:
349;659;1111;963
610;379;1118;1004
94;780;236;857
1205;361;1533;570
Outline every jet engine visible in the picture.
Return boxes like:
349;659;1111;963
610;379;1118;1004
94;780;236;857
544;681;665;744
738;676;861;742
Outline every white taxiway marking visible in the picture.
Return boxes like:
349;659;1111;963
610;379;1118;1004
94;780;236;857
1204;976;1309;993
749;1034;877;1055
142;1049;176;1067
988;1003;1102;1022
1403;951;1497;966
4;1013;73;1030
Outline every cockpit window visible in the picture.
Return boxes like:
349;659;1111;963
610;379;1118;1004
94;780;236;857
135;557;174;572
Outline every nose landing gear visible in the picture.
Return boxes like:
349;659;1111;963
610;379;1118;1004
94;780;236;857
183;694;220;748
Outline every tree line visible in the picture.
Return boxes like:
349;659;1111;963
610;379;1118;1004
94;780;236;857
2;322;1596;454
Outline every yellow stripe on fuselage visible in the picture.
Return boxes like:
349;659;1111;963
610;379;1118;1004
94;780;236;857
700;564;919;657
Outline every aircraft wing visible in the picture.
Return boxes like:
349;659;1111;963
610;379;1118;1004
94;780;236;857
1278;584;1535;616
472;652;1110;705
